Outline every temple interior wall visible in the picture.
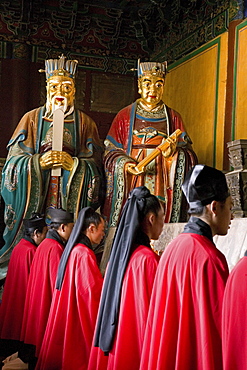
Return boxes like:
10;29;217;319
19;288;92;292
162;18;247;172
163;33;228;170
231;19;247;141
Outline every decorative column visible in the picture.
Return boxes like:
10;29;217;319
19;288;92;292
226;139;247;218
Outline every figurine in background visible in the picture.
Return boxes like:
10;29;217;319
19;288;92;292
103;60;197;228
0;55;104;279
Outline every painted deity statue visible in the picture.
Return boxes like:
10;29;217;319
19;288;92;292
0;55;104;279
103;60;197;228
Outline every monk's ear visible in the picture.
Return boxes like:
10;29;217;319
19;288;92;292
33;229;39;237
60;223;66;232
148;212;155;226
88;223;96;233
209;200;218;216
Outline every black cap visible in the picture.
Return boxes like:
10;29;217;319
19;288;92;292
23;213;46;230
48;208;74;224
182;164;230;213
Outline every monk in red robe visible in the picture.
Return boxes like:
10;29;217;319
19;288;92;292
222;253;247;370
140;164;233;370
36;207;105;370
20;208;74;365
0;214;47;357
91;187;164;370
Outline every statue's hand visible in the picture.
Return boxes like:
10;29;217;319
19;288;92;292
39;150;74;171
127;162;144;175
162;136;177;158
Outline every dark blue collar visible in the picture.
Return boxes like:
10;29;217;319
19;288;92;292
183;216;213;243
24;235;37;247
47;228;65;246
77;233;92;250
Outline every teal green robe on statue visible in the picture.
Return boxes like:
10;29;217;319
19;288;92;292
0;106;104;279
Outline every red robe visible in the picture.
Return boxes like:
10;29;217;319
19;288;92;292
36;243;103;370
140;233;229;370
88;245;159;370
222;256;247;370
21;237;64;356
0;238;37;341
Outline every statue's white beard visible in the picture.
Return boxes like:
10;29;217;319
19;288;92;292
52;95;68;113
44;96;74;118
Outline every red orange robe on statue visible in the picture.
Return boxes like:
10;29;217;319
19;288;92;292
21;233;65;356
0;238;37;341
222;255;247;370
140;220;229;370
103;103;197;226
36;243;103;370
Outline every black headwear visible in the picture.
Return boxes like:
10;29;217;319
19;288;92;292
182;164;230;213
48;208;74;224
56;207;91;290
94;186;151;354
23;213;46;231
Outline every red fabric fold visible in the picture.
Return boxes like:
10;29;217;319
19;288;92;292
140;233;229;370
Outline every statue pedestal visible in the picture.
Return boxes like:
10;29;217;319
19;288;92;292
226;139;247;217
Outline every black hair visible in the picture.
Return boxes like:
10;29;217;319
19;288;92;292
24;228;39;238
80;208;104;232
24;213;46;237
190;198;227;217
50;222;64;230
189;205;205;216
141;194;163;219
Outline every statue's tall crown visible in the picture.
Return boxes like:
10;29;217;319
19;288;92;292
39;54;78;80
137;60;167;79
